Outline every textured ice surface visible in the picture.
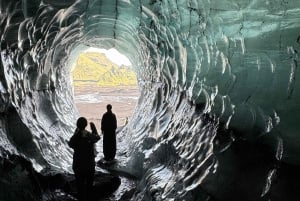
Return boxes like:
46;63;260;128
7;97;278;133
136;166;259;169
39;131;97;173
0;0;300;200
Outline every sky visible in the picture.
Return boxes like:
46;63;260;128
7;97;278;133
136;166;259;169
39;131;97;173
84;47;132;66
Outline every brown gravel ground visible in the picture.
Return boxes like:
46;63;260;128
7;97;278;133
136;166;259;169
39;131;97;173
73;85;139;131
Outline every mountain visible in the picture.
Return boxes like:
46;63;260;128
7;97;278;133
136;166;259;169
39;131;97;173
72;52;137;86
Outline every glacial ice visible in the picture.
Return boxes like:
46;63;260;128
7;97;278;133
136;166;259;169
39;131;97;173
0;0;300;200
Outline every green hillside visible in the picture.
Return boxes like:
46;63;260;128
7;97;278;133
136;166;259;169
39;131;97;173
72;52;137;86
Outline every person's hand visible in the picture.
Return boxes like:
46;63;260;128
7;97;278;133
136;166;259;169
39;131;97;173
90;122;97;133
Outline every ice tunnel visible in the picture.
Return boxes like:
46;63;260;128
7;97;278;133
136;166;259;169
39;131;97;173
0;0;300;200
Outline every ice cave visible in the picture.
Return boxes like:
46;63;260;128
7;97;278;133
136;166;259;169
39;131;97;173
0;0;300;200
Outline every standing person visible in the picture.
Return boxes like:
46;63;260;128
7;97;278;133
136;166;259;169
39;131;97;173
69;117;100;201
101;104;117;161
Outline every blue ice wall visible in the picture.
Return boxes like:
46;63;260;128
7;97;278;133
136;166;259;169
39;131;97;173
0;0;300;200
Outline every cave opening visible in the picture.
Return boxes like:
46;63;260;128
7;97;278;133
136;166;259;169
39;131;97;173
71;47;139;131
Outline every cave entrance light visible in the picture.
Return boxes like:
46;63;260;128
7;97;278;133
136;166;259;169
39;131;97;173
71;48;139;130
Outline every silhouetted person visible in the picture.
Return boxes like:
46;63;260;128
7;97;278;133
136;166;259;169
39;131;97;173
69;117;100;201
101;104;117;161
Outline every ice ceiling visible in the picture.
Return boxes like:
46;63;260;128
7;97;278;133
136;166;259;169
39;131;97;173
0;0;300;200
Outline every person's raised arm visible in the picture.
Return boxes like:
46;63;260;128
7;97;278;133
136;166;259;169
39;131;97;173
90;122;100;142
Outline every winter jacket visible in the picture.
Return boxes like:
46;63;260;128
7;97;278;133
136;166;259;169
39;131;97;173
69;129;100;173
